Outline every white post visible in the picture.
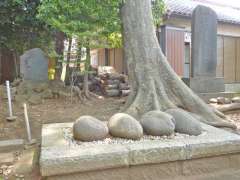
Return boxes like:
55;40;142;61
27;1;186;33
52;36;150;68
23;103;32;143
6;80;13;117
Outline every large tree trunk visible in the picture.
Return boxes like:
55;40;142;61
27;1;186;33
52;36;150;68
55;31;65;80
121;0;235;129
65;37;73;85
76;39;82;70
83;46;91;99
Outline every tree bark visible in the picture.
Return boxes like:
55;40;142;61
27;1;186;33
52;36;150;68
55;31;65;80
121;0;235;129
76;39;82;70
0;48;2;83
83;46;91;99
65;37;73;85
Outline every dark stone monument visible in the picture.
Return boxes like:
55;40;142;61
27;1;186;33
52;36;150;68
185;5;224;93
20;48;48;82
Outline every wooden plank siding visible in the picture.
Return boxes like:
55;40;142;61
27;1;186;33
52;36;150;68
165;27;184;76
215;36;240;83
236;38;240;82
216;36;224;77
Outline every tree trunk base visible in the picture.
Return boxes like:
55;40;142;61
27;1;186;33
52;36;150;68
121;0;236;130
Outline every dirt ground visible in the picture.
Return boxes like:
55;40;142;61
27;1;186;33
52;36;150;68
0;97;125;180
1;96;240;180
0;97;125;141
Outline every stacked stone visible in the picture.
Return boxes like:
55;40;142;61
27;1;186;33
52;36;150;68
209;96;240;104
101;73;130;97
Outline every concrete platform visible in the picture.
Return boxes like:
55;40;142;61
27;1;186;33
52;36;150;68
40;123;240;180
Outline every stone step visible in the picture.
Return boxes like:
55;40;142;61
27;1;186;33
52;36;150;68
0;139;24;153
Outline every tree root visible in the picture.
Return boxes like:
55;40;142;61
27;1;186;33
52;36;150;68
121;0;236;130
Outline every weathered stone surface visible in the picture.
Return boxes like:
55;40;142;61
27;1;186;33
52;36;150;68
14;149;36;174
182;155;230;176
225;98;231;104
106;89;120;97
40;122;240;178
191;5;217;77
40;145;129;177
73;116;108;141
42;123;73;148
20;48;48;82
140;111;175;136
232;97;240;103
217;97;226;104
108;113;143;139
128;141;187;166
209;98;218;103
165;109;202;135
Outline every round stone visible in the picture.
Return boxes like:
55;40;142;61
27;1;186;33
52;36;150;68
73;116;108;141
165;109;202;136
209;98;217;103
217;97;226;104
108;113;143;139
232;97;240;103
140;111;175;136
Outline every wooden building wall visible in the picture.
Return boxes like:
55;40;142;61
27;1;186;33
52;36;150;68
0;49;15;84
160;26;185;76
217;36;240;83
94;48;124;74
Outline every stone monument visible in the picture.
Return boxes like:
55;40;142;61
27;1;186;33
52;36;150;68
184;5;225;93
20;48;48;82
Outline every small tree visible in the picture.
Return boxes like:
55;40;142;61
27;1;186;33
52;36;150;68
0;0;54;80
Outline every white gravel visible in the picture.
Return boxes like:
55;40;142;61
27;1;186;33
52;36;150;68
62;127;206;147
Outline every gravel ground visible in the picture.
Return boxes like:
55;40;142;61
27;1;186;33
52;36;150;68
63;126;208;147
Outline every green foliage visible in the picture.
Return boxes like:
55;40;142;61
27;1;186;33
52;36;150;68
151;0;166;27
38;0;165;50
0;0;54;54
38;0;121;48
108;33;122;48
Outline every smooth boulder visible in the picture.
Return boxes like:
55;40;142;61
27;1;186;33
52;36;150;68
140;111;175;136
73;116;108;141
165;109;202;136
232;97;240;103
108;113;143;139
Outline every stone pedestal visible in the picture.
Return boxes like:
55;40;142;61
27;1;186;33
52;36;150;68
40;123;240;180
182;77;225;93
20;48;49;82
188;5;225;94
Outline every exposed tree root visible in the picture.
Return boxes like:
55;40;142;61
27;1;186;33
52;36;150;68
121;0;236;129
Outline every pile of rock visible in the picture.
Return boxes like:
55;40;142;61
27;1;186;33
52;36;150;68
72;109;202;142
209;96;240;112
0;79;71;105
100;73;130;97
209;96;240;105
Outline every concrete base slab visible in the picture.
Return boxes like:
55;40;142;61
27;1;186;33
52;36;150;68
40;122;240;179
14;149;36;174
